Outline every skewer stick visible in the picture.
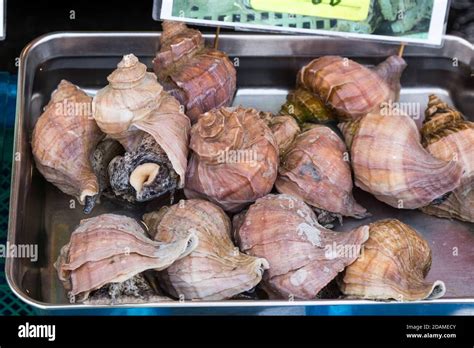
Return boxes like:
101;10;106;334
398;43;406;58
214;26;221;49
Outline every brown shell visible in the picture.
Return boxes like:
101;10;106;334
153;21;237;123
266;115;301;154
145;199;269;300
297;55;406;121
341;112;463;209
281;88;337;124
420;95;474;222
373;55;406;102
276;126;367;219
93;54;191;187
54;213;197;303
340;219;446;301
235;194;369;300
32;80;104;213
185;106;279;212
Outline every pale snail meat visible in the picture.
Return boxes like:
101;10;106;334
144;199;269;300
235;194;369;300
339;111;463;209
185;106;279;212
92;54;191;202
339;219;446;301
32;80;104;214
54;213;197;303
420;95;474;223
153;21;237;123
276;125;368;222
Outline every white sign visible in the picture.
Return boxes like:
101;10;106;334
160;0;450;46
0;0;4;40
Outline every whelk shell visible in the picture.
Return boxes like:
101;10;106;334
153;21;237;123
340;219;446;301
296;55;407;121
266;115;301;154
340;112;463;209
32;80;104;214
276;125;368;220
55;213;197;303
92;54;190;199
145;199;269;300
185;106;279;212
420;95;474;222
108;134;179;202
235;194;369;300
257;111;301;154
281;87;337;124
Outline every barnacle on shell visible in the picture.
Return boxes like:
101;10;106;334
108;134;179;203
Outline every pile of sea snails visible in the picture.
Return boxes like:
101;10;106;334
32;21;472;304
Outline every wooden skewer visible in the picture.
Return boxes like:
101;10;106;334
214;26;221;50
398;43;406;58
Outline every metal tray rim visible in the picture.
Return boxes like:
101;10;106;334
7;32;474;310
6;282;474;310
15;30;474;49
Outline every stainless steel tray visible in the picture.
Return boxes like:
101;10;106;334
7;32;474;309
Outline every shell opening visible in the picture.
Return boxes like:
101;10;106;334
258;258;270;275
80;189;98;203
425;280;446;300
431;192;452;206
130;163;161;195
181;232;199;260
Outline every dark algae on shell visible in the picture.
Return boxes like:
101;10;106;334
108;134;179;203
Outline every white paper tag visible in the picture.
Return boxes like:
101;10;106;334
0;0;4;40
160;0;450;46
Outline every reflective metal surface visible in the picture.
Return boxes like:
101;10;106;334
7;32;474;309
